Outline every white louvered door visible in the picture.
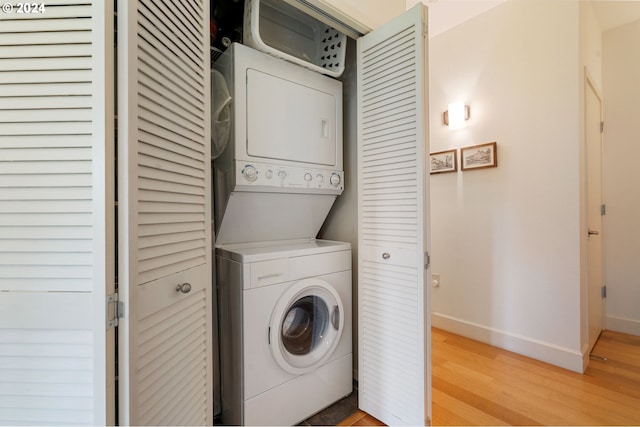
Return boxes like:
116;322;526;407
0;1;114;425
356;4;430;426
117;0;212;425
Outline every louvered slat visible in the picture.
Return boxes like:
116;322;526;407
138;212;205;225
0;30;91;45
0;95;91;109
140;205;201;220
0;17;91;33
0;121;92;135
0;174;91;188
139;221;203;236
0;5;91;21
0;134;90;149
139;252;205;285
357;5;429;426
0;57;92;72
1;82;92;97
0;44;92;58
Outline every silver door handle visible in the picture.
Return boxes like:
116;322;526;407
176;282;192;294
588;230;600;236
382;252;390;260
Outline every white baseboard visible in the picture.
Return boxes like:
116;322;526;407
432;312;584;373
606;315;640;336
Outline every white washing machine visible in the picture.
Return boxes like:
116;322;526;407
216;239;352;426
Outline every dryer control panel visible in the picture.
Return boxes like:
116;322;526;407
234;160;344;195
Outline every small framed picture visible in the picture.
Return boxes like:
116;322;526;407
461;142;498;171
430;149;457;174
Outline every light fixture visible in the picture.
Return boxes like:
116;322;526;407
443;102;470;129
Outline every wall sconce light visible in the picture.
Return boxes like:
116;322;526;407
443;102;470;129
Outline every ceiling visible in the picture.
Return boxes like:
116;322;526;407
408;0;507;37
409;0;640;38
590;1;640;32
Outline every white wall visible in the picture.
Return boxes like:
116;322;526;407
429;0;586;372
580;2;603;88
602;19;640;336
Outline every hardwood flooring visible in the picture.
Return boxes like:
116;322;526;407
337;411;385;426
339;328;640;426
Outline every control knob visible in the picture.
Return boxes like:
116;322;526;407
278;170;287;180
242;165;258;182
265;170;273;179
316;174;324;183
329;173;341;187
304;173;312;182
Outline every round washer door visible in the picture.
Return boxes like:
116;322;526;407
269;278;344;375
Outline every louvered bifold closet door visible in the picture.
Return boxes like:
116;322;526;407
356;4;430;426
0;1;114;425
117;0;212;425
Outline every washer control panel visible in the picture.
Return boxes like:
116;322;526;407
236;161;344;194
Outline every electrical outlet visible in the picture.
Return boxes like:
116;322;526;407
432;274;440;288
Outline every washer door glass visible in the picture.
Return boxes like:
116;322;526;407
270;279;344;375
281;295;330;355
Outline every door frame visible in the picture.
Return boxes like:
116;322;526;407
584;68;606;356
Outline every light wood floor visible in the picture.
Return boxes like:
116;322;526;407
339;328;640;426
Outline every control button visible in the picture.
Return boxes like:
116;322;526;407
304;173;312;182
242;165;258;182
329;173;341;186
278;170;287;180
316;174;324;183
265;170;273;179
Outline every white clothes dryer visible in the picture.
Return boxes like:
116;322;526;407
212;43;344;246
216;239;352;426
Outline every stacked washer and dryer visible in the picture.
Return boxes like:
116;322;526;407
212;25;352;426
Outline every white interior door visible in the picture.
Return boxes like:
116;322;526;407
586;75;604;353
117;0;212;425
356;4;430;425
0;1;114;424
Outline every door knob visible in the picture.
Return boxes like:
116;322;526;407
382;252;390;260
588;229;600;236
331;305;340;330
176;282;192;294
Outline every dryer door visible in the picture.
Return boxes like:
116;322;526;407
269;278;344;375
246;68;339;167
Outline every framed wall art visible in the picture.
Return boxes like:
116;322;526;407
461;142;497;171
430;149;457;174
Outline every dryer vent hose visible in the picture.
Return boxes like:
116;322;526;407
211;69;232;160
